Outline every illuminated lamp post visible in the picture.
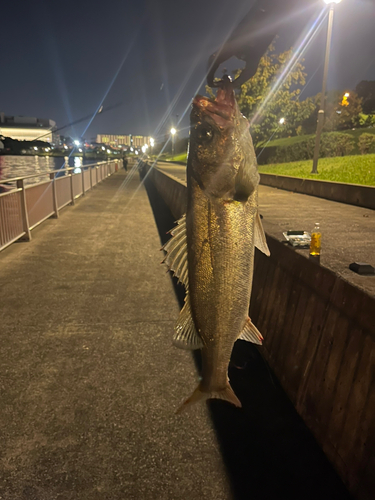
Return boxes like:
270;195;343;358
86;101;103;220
150;137;154;156
170;128;176;159
311;0;342;174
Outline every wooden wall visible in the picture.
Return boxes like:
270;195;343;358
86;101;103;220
251;237;375;500
149;165;375;500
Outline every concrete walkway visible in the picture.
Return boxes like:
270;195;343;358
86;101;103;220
0;171;232;499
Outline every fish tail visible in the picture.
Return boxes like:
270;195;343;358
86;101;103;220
176;382;242;414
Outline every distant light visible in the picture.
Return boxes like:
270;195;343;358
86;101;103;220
34;146;38;151
323;0;342;3
279;117;285;125
144;144;148;149
107;149;111;154
135;150;139;155
64;145;68;149
150;138;154;147
170;128;176;135
74;140;80;146
102;146;105;150
79;148;82;152
141;145;146;153
130;147;134;152
344;92;350;97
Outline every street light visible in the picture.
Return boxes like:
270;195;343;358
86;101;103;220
150;137;154;156
170;128;176;158
279;117;285;125
311;0;342;174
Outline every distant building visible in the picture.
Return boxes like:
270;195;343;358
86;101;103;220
96;134;151;148
0;113;56;143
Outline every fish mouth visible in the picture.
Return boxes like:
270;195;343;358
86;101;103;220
192;85;236;129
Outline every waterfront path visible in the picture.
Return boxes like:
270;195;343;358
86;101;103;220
0;169;352;499
0;170;231;500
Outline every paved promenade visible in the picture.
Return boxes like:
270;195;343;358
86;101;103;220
0;171;231;500
0;168;352;499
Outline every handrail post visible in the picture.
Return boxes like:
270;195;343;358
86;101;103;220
16;179;31;241
96;166;99;185
90;165;93;189
49;173;59;218
70;169;75;205
81;167;85;196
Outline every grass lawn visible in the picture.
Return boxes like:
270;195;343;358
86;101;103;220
258;154;375;186
161;153;187;163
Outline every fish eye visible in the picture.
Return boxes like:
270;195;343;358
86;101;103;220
195;123;214;143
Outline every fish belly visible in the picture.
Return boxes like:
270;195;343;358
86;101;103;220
187;185;256;392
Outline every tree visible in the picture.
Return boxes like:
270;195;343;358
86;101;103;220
236;44;315;146
322;90;363;131
355;80;375;115
301;90;363;134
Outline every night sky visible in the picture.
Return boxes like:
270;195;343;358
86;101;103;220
2;0;375;141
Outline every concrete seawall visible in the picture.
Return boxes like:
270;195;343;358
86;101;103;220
260;173;375;210
154;161;375;210
147;164;375;500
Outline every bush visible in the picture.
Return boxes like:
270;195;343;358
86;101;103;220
257;132;355;164
358;133;375;154
320;132;355;157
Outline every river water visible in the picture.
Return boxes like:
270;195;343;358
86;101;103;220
0;156;96;186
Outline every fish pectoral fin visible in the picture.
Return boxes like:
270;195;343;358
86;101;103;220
238;317;263;345
162;214;189;288
176;382;242;414
254;211;270;256
173;294;203;350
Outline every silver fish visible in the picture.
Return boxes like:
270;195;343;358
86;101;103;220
163;81;270;412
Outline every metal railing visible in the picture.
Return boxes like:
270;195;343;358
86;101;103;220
0;160;119;252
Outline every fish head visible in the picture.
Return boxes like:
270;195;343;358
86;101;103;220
188;84;259;201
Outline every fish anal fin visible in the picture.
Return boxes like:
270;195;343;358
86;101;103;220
176;382;242;414
255;211;270;256
173;294;203;350
238;317;263;345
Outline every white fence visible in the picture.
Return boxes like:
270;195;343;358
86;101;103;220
0;160;119;252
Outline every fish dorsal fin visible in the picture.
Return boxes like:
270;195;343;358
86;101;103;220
162;214;189;287
255;212;270;257
238;317;263;345
173;293;203;350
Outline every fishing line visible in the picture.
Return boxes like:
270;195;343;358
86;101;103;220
23;25;143;214
256;61;323;159
250;7;328;127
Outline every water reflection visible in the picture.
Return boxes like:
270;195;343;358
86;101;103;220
0;155;96;185
73;157;82;174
